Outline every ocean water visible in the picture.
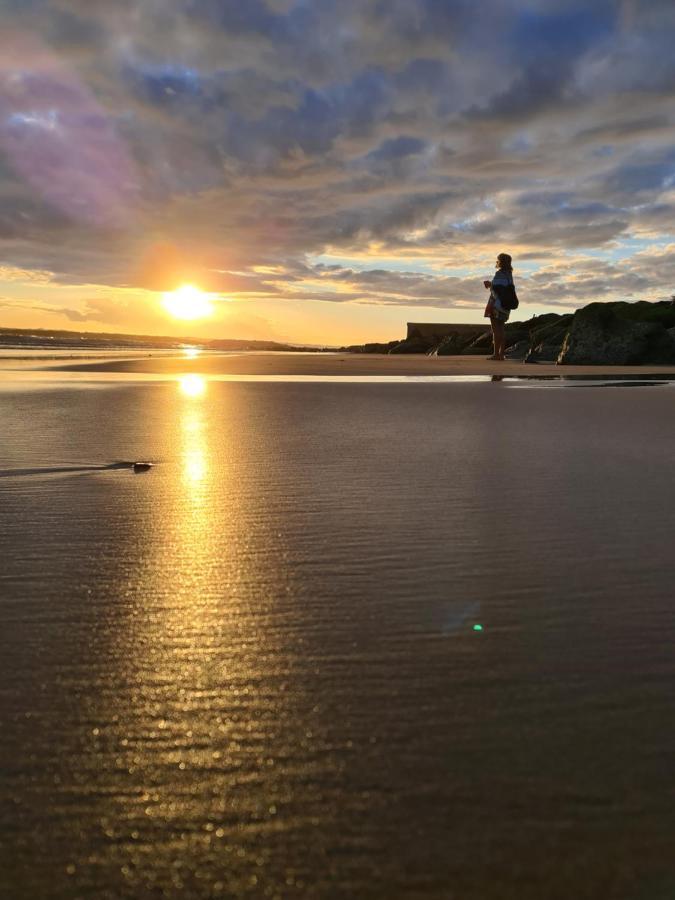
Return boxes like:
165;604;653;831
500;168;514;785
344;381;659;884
1;373;675;899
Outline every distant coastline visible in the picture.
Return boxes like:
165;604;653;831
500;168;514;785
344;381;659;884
5;298;675;367
0;326;321;354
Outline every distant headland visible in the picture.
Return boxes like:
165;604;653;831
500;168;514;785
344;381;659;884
0;326;314;354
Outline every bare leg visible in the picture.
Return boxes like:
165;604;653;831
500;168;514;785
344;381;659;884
490;318;505;360
489;318;499;359
495;321;506;360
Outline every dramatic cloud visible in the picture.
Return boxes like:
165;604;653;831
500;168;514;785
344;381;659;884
1;0;675;337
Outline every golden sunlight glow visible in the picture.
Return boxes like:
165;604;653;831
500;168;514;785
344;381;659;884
162;284;215;320
182;346;201;359
184;444;207;485
179;374;207;397
178;375;207;485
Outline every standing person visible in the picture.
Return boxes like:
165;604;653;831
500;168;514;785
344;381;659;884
483;252;515;361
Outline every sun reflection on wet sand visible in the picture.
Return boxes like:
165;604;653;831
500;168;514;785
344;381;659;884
93;379;309;889
52;379;359;896
180;380;208;488
179;373;207;397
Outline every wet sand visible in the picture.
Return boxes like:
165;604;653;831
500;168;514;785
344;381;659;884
2;368;675;898
33;350;675;378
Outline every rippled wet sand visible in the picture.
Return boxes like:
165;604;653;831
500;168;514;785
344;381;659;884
1;377;674;899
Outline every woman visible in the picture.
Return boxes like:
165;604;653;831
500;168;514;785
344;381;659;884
483;252;515;361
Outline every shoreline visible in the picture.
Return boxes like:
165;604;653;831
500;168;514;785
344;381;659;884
20;351;675;378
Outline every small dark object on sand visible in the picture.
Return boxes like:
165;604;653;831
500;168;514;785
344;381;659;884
133;462;153;473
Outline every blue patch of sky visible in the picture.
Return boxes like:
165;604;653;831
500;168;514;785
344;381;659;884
8;110;59;130
608;235;673;258
128;63;202;105
510;4;617;61
563;235;672;264
604;155;675;194
511;260;544;277
365;136;428;161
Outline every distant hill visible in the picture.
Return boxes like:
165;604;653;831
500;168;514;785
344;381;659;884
0;326;317;352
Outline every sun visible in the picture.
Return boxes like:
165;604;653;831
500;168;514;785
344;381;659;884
162;284;215;320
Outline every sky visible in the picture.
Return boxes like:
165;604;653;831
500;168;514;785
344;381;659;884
1;0;675;345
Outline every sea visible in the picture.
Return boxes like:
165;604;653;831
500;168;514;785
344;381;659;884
1;352;674;899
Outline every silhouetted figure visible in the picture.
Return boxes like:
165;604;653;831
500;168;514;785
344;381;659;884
484;253;516;361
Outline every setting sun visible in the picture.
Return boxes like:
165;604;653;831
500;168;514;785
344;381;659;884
162;284;214;320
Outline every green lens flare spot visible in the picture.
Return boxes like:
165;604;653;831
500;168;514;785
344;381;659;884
473;624;483;631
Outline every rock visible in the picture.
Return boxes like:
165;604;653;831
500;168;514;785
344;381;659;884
617;300;675;329
558;303;675;365
363;341;400;353
525;340;563;363
504;325;529;345
526;334;569;363
461;321;527;356
529;314;573;345
524;315;573;363
525;313;562;332
461;331;493;355
433;332;477;356
525;314;573;363
505;340;529;360
388;337;433;354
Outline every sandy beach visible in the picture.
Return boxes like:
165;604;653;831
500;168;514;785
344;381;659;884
3;361;675;899
33;350;675;378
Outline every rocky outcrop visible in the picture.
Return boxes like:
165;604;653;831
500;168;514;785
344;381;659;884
433;332;476;356
460;331;493;355
505;340;529;360
395;326;487;355
525;314;573;363
389;336;435;354
558;303;675;365
344;301;675;365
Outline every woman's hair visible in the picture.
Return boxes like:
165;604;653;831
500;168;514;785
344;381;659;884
497;252;513;272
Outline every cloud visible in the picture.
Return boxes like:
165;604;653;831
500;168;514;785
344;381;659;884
1;0;675;330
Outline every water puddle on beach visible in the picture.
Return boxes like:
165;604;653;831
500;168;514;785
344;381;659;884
2;369;675;392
